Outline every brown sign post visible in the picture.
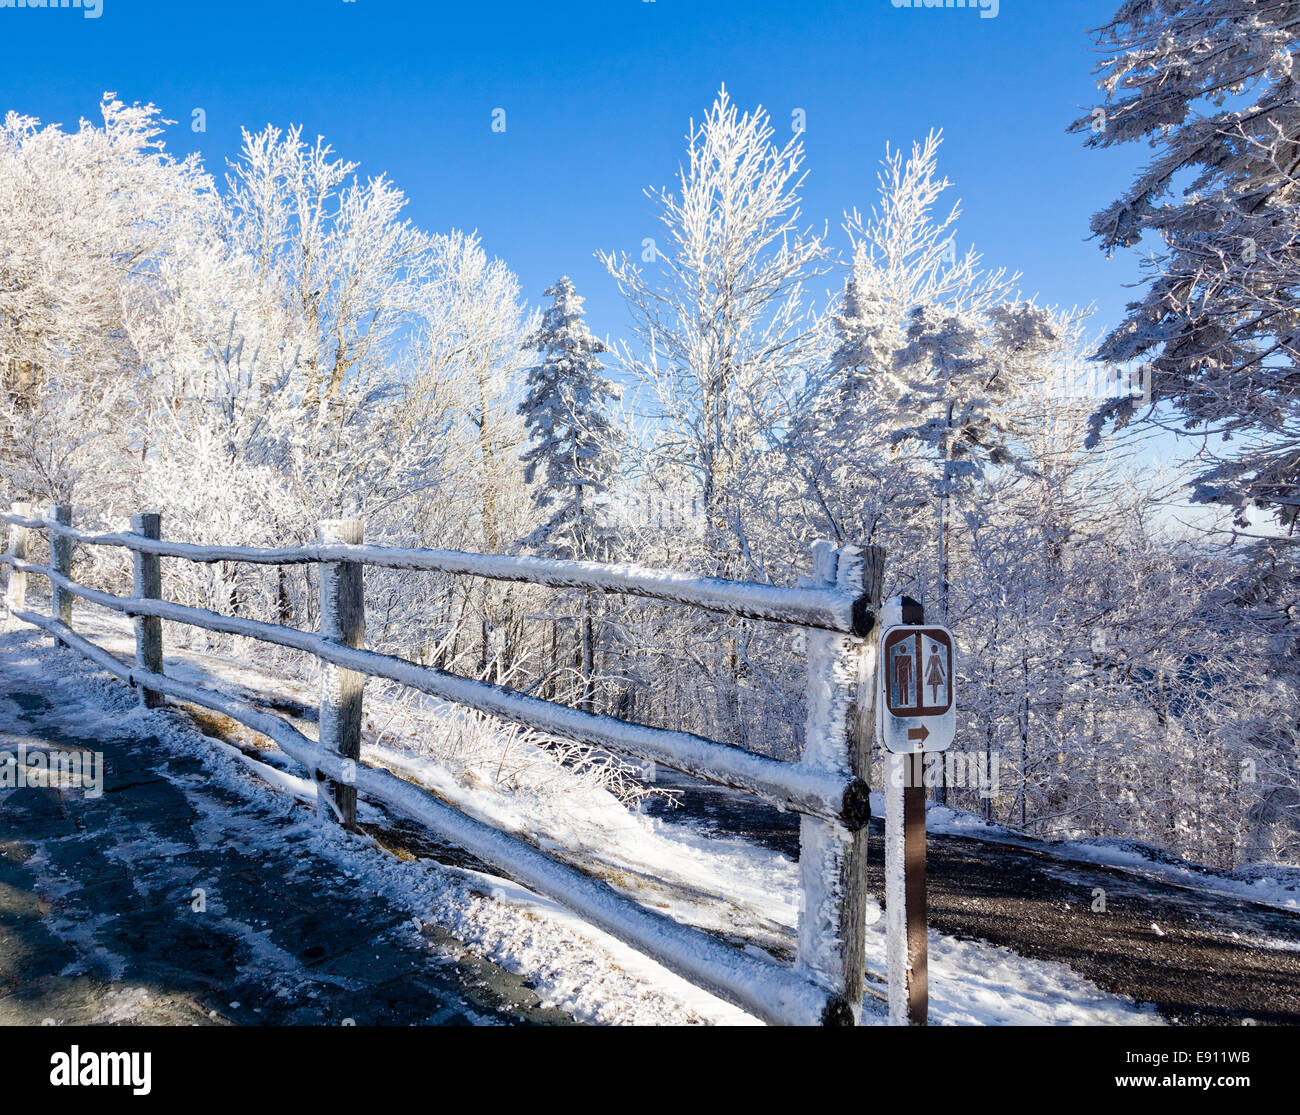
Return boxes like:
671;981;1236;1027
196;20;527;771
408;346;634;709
902;752;927;1024
880;595;953;1026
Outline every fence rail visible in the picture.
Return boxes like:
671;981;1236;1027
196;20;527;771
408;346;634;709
1;503;884;1026
6;511;870;634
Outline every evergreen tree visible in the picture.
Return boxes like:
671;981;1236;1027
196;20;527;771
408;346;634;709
518;276;621;561
1072;0;1300;533
518;277;621;711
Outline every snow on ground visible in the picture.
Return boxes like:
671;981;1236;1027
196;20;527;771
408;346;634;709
2;621;743;1026
2;609;1162;1025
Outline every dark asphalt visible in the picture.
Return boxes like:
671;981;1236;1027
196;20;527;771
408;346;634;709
6;650;1298;1028
642;770;1300;1026
0;680;570;1026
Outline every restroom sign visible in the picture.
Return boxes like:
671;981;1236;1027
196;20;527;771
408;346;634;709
879;625;956;753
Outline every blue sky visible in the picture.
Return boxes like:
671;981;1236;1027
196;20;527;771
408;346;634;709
1;0;1147;345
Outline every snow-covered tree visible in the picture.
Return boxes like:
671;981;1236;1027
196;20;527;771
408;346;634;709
517;277;621;710
906;303;1062;607
222;125;436;418
601;86;830;577
893;306;998;623
600;86;831;744
1072;0;1300;533
776;250;930;562
126;125;455;624
776;134;1015;584
392;231;536;683
0;96;211;501
519;277;621;560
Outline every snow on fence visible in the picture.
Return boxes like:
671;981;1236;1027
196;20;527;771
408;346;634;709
1;504;885;1026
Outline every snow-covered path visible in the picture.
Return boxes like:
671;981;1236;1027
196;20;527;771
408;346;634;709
1;624;775;1024
0;618;1188;1025
0;651;577;1025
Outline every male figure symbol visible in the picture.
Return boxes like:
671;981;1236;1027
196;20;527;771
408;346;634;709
889;639;916;710
895;646;913;706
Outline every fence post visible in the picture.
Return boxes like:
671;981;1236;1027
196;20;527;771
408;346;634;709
318;519;365;830
796;540;885;1024
4;502;33;619
50;504;73;642
132;513;165;709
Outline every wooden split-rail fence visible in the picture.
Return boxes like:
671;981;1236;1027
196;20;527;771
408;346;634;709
1;502;884;1026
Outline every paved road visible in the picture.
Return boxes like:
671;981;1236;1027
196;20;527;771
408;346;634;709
0;679;570;1027
643;770;1300;1026
6;652;1297;1027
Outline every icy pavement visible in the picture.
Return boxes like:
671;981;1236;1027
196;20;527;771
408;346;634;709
0;618;1196;1025
0;672;577;1025
0;624;754;1025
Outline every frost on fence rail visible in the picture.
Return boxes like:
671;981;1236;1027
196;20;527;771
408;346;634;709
8;608;849;1027
0;554;869;829
2;509;876;1025
0;510;870;635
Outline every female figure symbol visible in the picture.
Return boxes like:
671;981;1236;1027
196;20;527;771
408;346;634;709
925;643;947;705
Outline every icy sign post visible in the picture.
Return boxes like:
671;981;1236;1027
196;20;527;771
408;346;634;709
879;625;955;754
